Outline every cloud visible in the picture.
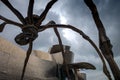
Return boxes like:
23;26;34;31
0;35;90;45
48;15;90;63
58;0;120;80
86;70;108;80
0;0;120;80
59;0;120;56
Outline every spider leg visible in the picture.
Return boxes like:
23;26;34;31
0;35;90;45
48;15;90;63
27;0;34;24
0;15;23;28
53;27;71;79
68;62;96;80
21;41;33;80
1;0;27;25
36;0;57;26
40;24;110;79
53;27;64;57
84;0;119;80
45;20;71;79
47;21;64;56
68;62;96;70
0;22;7;32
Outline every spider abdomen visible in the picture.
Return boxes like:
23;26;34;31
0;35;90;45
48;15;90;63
15;26;38;45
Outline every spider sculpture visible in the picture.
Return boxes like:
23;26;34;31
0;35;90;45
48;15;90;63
0;0;113;80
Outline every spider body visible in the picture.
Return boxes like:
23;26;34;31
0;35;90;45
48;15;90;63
15;25;38;45
1;0;117;80
15;14;44;45
0;0;58;79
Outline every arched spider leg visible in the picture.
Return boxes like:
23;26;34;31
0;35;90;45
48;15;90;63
0;22;7;32
0;15;23;27
48;21;71;79
1;0;27;25
68;62;96;70
84;0;120;80
68;62;96;80
47;21;64;57
27;0;34;24
40;24;111;79
0;15;23;32
36;0;57;26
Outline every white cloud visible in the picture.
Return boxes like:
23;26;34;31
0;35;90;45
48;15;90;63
62;29;76;42
60;15;67;24
62;29;82;47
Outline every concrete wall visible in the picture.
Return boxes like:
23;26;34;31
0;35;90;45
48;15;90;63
0;36;59;80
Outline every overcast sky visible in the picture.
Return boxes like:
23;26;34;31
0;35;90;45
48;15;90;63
0;0;120;80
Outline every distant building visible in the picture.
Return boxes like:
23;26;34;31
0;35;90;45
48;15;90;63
77;70;87;80
49;44;74;64
0;37;87;80
81;73;86;80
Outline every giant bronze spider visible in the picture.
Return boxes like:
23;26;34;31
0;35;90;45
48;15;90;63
1;0;119;80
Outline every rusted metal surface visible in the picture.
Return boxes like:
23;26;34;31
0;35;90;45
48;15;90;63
84;0;120;80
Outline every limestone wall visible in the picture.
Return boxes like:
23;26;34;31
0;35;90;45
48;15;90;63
51;52;64;64
0;36;59;80
33;50;53;61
